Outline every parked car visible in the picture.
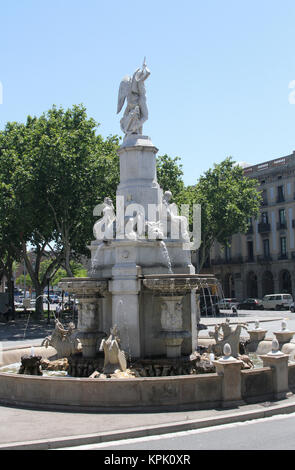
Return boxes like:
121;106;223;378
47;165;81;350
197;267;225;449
262;294;293;311
218;298;238;309
14;299;24;308
48;294;60;304
237;298;264;310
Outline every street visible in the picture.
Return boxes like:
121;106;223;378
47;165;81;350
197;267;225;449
64;412;295;450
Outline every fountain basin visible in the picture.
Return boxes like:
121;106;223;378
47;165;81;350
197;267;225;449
0;351;292;411
59;277;108;296
274;331;295;344
143;274;218;294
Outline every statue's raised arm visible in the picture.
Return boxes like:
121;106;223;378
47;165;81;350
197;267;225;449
117;59;150;136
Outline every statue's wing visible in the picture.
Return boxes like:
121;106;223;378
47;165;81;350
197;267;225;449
117;75;131;114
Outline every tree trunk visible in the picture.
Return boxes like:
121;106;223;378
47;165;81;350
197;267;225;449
34;284;44;320
6;259;15;318
64;236;73;277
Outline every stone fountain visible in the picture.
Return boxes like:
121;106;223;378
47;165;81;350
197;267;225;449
1;62;295;412
58;59;217;369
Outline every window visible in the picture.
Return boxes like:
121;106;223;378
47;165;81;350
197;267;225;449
247;241;254;261
277;185;285;202
280;236;287;257
261;212;268;224
263;239;270;258
279;209;286;225
261;189;268;205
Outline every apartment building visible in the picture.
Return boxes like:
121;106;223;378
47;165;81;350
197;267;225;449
210;151;295;300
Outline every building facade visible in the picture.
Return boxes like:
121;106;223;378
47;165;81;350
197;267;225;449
210;151;295;300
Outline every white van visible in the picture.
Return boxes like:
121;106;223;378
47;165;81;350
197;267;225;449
262;294;293;311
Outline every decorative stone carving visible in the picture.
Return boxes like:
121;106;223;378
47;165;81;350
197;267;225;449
160;301;183;330
162;190;190;243
209;319;248;358
99;325;127;375
42;319;82;359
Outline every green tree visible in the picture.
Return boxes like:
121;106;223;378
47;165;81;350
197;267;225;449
156;154;185;205
187;158;261;272
15;274;33;289
0;105;120;317
0;146;24;312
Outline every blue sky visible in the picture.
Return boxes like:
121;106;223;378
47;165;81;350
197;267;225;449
1;0;295;185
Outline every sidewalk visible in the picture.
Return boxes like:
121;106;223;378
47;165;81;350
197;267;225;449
1;394;295;449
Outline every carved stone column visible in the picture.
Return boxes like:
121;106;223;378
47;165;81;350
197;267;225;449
58;278;108;358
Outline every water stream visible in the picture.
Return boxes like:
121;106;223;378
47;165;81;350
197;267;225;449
90;242;104;274
159;240;173;274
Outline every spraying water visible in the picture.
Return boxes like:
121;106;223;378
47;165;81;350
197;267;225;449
91;242;104;274
159;241;173;274
117;299;131;363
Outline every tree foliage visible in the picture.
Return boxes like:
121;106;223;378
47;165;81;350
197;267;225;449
0;105;120;316
186;158;261;271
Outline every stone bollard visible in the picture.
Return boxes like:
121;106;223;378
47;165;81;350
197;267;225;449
213;344;244;408
259;339;290;400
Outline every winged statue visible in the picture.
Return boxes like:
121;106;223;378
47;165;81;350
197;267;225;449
117;58;150;136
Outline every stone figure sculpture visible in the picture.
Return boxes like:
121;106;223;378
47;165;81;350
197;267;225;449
93;197;116;240
117;58;150;136
162;191;190;242
99;325;127;375
42;318;82;358
209;319;248;358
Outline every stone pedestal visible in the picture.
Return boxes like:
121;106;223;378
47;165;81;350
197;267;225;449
117;135;163;216
259;353;289;399
274;331;295;346
109;253;141;359
213;358;244;408
248;330;267;343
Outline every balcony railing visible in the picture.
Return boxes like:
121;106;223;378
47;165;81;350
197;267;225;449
211;256;243;265
257;254;272;263
278;253;288;260
276;195;285;203
277;221;287;230
258;222;271;233
246;256;255;263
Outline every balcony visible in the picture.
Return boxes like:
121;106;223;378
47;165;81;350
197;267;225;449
257;254;272;263
246;256;255;263
211;256;243;265
258;222;271;234
277;221;287;230
276;195;285;203
278;253;288;260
